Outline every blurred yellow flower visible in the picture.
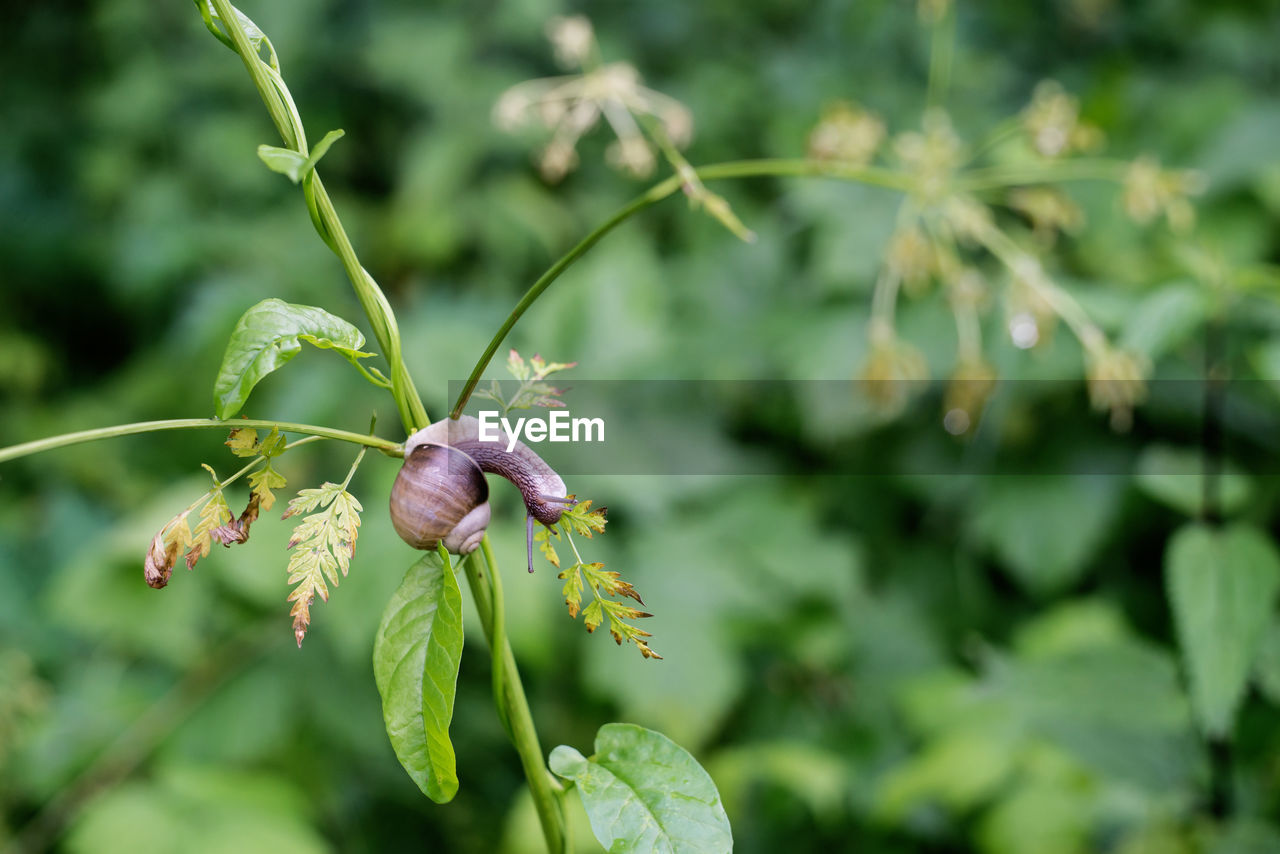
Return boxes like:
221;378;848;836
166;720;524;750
1007;187;1085;243
860;330;929;415
494;20;693;182
1021;81;1103;158
1122;156;1207;233
886;225;938;295
808;101;887;166
944;359;997;435
1086;346;1150;431
893;109;963;201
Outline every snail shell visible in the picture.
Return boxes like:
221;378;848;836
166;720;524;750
390;444;491;554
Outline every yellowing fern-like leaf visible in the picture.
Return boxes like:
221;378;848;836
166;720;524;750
283;483;363;646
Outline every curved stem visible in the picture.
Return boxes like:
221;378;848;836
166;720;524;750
956;159;1130;192
463;538;567;853
970;220;1107;356
451;158;917;416
206;0;299;151
207;0;427;435
0;419;401;465
481;537;513;738
925;1;955;111
449;188;660;419
309;180;429;432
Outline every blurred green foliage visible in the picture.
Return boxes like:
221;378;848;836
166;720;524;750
3;0;1280;852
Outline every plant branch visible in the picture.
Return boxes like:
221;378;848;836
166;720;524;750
956;158;1130;192
480;537;513;738
463;538;567;854
0;419;401;465
925;1;955;111
206;0;427;435
451;157;917;416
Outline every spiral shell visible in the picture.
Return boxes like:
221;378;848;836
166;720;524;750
389;444;491;554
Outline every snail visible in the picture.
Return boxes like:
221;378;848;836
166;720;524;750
389;415;573;572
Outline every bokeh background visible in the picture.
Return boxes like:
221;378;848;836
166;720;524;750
4;1;1280;852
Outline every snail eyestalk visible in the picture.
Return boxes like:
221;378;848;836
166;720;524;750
526;514;537;574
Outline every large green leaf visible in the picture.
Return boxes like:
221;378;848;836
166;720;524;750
212;298;374;419
372;551;464;803
1165;523;1280;738
549;723;732;854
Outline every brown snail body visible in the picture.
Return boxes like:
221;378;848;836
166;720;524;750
390;416;570;566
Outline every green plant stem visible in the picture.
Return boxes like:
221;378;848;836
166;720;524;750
956;159;1130;192
204;0;298;150
463;538;567;854
207;0;427;435
199;8;562;852
451;157;916;416
970;220;1106;355
480;537;513;738
925;2;955;111
0;419;401;465
310;180;429;432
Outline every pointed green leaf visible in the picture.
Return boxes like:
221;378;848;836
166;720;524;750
1166;523;1280;738
373;551;464;803
549;723;732;853
256;145;309;182
257;129;345;184
213;298;374;419
195;1;278;69
304;129;345;171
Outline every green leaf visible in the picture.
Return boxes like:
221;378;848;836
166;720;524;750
1165;523;1280;738
256;146;309;182
195;1;278;69
1119;281;1208;361
1134;445;1253;517
257;129;345;183
372;551;464;803
971;476;1121;596
1252;617;1280;706
977;782;1092;854
213;298;374;419
549;723;732;854
1252;337;1280;393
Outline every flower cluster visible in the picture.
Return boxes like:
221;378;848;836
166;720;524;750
1122;156;1207;233
808;101;886;166
810;71;1189;433
1020;80;1103;158
893;109;964;203
493;16;692;182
